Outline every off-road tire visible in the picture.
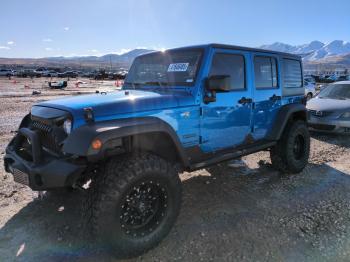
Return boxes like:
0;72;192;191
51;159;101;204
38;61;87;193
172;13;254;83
270;120;310;173
86;153;182;258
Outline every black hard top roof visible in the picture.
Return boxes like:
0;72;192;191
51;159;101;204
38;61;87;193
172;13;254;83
146;43;301;59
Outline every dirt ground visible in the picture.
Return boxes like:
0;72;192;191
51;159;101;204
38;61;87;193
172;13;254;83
1;77;350;261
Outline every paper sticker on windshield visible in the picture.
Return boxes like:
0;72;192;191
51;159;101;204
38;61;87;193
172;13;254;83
167;63;189;72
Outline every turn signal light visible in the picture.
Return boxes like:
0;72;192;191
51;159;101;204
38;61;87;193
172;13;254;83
91;139;102;150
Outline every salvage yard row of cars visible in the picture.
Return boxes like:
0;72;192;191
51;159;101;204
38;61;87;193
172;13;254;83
0;68;128;80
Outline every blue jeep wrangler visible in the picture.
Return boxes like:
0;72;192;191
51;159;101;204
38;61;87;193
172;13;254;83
4;44;310;257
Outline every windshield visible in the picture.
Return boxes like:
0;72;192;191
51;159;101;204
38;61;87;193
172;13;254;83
124;49;203;88
318;84;350;100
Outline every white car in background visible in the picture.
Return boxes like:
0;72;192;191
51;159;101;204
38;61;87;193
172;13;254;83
305;80;316;100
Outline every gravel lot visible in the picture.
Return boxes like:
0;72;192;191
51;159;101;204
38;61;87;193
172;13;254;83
0;77;350;261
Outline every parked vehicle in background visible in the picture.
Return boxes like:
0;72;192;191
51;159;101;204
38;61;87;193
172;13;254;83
43;70;58;77
319;75;335;83
15;69;40;78
327;75;338;82
304;76;316;84
0;69;14;77
337;75;348;81
4;44;309;258
305;80;316;100
107;71;128;80
33;67;48;77
94;70;108;80
307;81;350;133
48;80;67;89
115;70;128;79
81;71;95;78
58;71;78;78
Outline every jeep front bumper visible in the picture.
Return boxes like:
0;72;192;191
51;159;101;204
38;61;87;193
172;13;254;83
4;128;86;191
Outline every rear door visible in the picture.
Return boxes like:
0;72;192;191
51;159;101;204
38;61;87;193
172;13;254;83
251;54;282;140
200;49;253;152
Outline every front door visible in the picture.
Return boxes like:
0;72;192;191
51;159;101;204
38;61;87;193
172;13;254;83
200;49;253;153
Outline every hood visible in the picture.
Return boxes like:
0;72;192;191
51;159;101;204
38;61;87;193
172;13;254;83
307;97;350;112
37;89;196;118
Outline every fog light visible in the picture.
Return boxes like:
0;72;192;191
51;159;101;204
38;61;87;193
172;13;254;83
91;139;102;150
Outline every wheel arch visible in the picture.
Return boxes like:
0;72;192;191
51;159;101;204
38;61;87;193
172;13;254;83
266;103;307;141
62;117;190;168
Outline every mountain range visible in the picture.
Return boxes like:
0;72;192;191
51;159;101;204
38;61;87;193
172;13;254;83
1;41;350;69
260;40;350;66
0;49;155;69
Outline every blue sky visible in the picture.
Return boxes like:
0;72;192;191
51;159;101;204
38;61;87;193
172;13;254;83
0;0;349;58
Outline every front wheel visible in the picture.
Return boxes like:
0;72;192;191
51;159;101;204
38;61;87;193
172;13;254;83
87;153;182;258
270;120;310;173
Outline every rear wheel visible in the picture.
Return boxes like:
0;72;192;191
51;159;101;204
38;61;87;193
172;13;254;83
270;120;310;173
87;153;182;258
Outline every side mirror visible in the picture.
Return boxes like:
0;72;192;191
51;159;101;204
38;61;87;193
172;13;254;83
204;75;231;103
207;75;231;92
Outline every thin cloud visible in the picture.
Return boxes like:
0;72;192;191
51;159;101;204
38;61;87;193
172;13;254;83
88;49;99;53
7;41;14;45
0;46;10;50
45;47;53;51
64;27;70;31
43;38;53;42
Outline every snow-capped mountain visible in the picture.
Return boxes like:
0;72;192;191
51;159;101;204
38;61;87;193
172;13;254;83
260;40;350;61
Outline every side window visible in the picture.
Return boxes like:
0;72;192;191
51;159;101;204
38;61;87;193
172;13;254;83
283;59;302;88
209;53;245;90
254;56;278;89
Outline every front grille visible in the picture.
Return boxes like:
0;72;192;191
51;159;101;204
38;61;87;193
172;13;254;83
32;120;52;132
308;110;332;117
32;120;63;154
309;123;336;131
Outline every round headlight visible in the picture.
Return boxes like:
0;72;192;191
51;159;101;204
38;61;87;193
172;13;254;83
63;119;72;134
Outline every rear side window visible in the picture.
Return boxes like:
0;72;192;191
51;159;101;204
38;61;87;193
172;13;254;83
283;59;302;88
209;53;245;90
254;56;278;89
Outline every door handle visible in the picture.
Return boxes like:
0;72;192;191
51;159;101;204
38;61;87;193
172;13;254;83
269;94;282;101
238;97;253;104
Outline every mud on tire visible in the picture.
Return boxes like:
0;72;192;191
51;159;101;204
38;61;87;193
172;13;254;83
270;120;310;173
86;153;182;258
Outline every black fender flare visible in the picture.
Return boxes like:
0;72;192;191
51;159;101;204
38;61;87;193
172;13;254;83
62;117;189;167
265;103;307;141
